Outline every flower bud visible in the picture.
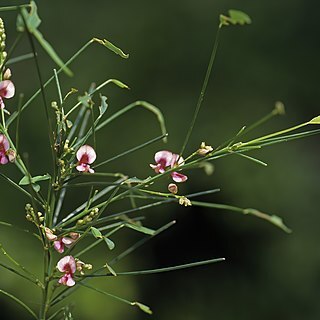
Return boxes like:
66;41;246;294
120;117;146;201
197;142;213;156
168;183;178;194
3;68;11;80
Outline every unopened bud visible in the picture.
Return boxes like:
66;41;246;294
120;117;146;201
44;227;57;241
7;149;16;162
3;68;11;80
168;183;178;194
197;142;213;156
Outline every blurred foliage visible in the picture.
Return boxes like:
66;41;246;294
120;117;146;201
0;0;319;319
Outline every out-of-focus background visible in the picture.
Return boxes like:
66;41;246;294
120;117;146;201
1;0;319;319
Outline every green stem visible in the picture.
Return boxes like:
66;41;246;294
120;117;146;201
0;4;30;12
179;25;222;156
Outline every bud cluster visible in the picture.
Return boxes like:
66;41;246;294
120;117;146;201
25;204;44;224
0;18;7;70
76;208;99;226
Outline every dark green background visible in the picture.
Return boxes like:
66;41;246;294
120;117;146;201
0;1;319;319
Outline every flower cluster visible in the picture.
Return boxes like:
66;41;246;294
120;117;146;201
150;150;188;183
57;255;77;286
45;228;80;253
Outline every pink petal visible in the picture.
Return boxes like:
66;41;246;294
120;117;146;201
171;153;185;167
0;155;8;165
171;172;188;183
154;150;173;167
58;274;68;285
76;163;87;172
76;145;96;164
150;163;163;174
65;274;76;287
0;80;15;99
0;134;10;151
62;237;74;246
54;240;64;253
57;255;77;273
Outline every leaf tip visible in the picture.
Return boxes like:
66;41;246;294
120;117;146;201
309;115;320;124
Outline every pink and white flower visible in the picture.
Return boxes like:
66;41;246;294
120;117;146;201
76;145;96;173
150;150;188;183
0;134;10;165
57;255;76;287
0;80;15;109
53;232;80;254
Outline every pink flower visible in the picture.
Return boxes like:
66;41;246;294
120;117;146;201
57;255;76;287
0;134;10;165
76;145;96;173
150;150;188;183
0;80;15;109
53;232;80;253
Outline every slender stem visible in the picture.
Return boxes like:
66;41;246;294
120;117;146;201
179;25;222;157
0;4;30;12
21;11;57;183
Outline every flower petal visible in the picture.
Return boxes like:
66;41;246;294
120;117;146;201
76;145;96;164
66;274;76;287
54;240;64;253
61;237;74;246
0;80;15;99
0;134;10;151
171;172;188;183
171;153;184;167
57;255;77;273
0;156;8;165
154;150;173;167
76;164;87;172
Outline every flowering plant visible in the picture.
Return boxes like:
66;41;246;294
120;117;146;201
0;2;319;319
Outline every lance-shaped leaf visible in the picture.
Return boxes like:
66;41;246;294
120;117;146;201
309;115;320;124
104;261;117;276
91;227;103;239
125;223;155;235
93;37;129;59
19;173;51;185
104;237;115;250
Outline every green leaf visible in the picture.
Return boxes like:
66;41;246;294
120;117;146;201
125;223;155;235
99;95;108;116
104;237;115;250
93;37;129;59
16;1;41;32
309;115;320;124
91;227;103;239
32;184;40;193
220;9;252;26
244;209;292;233
109;79;129;89
104;262;117;276
131;302;153;315
19;174;51;185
